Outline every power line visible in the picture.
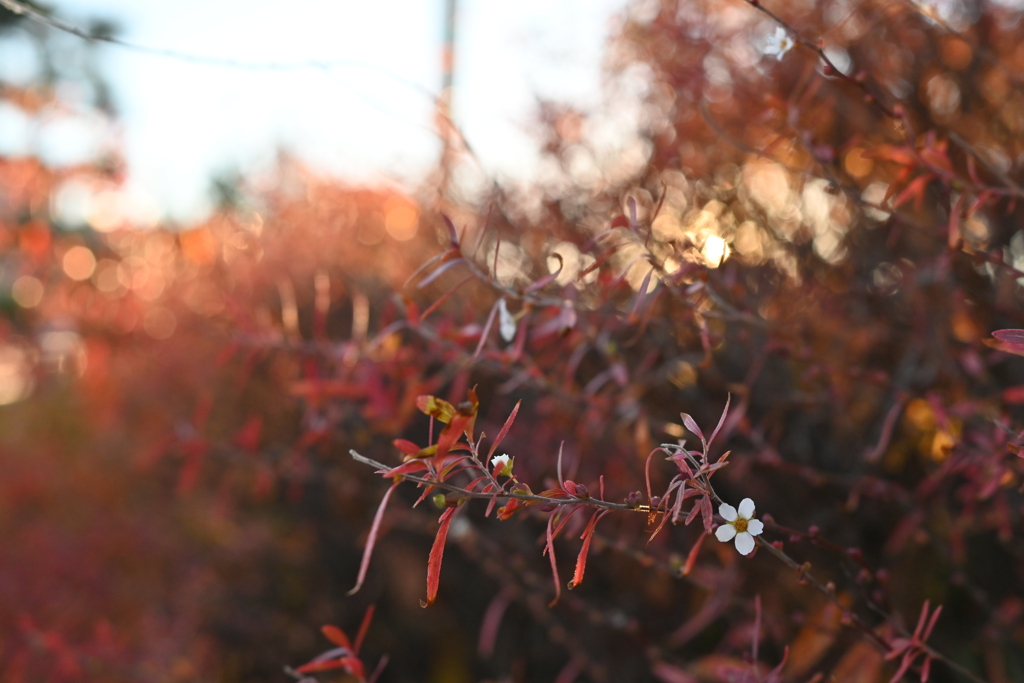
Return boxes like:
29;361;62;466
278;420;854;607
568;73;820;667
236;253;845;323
0;0;437;100
0;0;494;193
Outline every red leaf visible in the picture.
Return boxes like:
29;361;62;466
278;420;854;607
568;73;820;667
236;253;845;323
321;625;352;650
569;511;610;589
682;532;706;576
393;439;424;456
497;497;526;520
296;655;365;678
487;400;522;459
435;396;478;459
893;174;935;210
353;605;375;656
609;214;631;231
233;415;264;452
348;482;399;596
1002;386;1024;404
422;507;458;607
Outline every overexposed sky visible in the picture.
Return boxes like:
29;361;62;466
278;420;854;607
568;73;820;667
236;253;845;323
0;0;633;221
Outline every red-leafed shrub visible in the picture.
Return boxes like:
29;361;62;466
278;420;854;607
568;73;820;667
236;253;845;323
2;0;1024;682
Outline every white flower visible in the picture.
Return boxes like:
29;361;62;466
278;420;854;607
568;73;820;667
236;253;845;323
715;498;764;555
764;27;794;61
491;453;513;477
498;298;517;343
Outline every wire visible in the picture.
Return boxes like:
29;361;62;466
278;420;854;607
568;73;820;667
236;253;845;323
0;0;437;100
0;0;501;197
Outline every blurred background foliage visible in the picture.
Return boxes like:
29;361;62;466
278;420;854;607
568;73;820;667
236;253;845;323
1;0;1024;681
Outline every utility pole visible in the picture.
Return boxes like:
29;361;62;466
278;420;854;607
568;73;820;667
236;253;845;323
437;0;457;202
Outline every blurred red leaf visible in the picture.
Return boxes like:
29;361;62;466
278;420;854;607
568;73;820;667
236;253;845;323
422;507;458;607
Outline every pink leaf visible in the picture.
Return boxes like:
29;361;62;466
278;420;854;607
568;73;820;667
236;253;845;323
708;393;732;450
472;300;502;361
993;329;1024;345
417;257;465;288
348;482;398;596
681;413;705;445
442;214;460;247
629;268;655;321
546;512;562;606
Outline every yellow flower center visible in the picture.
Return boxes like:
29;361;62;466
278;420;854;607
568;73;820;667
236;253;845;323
734;518;748;533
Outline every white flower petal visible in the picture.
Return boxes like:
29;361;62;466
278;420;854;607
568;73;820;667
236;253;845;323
715;523;737;542
773;27;787;40
498;299;517;343
735;532;756;555
719;503;737;522
746;518;764;536
738;498;756;519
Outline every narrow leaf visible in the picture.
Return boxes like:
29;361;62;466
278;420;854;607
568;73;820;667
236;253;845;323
417;257;465;289
422;507;458;607
682;532;706;576
348;482;399;596
321;625;352;651
707;393;731;449
472;299;502;361
421;275;474;321
442;214;460;247
393;439;423;456
404;247;458;289
681;413;705;444
353;605;375;656
629;268;655;321
546;512;562;607
487;400;522;459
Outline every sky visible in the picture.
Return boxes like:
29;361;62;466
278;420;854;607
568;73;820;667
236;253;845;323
0;0;634;221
